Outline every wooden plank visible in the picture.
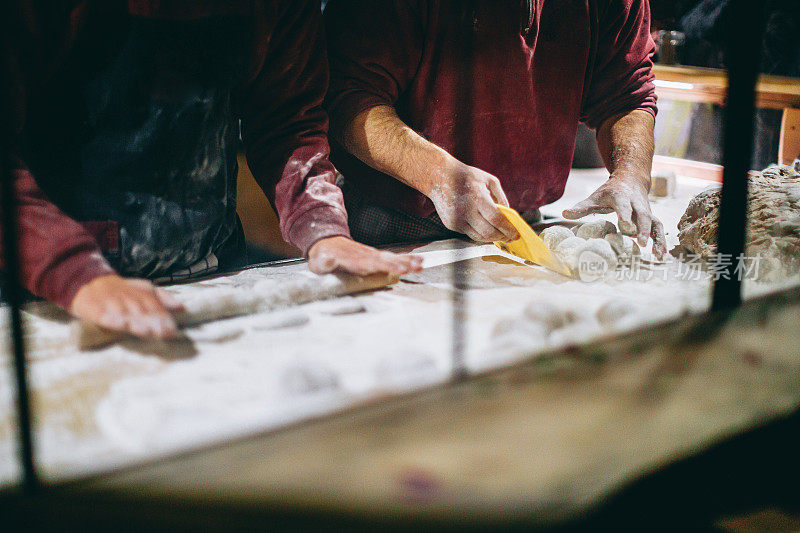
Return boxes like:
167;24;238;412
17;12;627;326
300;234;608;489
653;155;724;183
653;65;800;110
779;108;800;165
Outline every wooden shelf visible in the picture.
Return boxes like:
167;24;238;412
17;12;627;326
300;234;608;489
653;65;800;110
652;65;800;167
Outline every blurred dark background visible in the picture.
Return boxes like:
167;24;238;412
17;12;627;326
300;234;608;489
579;0;797;170
643;0;798;170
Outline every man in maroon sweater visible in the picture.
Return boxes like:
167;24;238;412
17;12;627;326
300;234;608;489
1;0;420;339
324;0;667;256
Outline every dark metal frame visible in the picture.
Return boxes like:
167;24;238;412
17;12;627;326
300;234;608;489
1;83;38;494
0;0;771;515
712;0;767;310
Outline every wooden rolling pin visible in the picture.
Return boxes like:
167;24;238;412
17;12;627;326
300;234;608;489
72;272;399;351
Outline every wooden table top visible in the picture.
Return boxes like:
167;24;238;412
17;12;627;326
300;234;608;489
65;286;800;526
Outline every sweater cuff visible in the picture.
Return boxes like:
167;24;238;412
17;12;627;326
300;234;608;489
286;205;352;256
46;250;117;311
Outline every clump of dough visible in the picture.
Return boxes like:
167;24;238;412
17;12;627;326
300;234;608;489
522;301;580;333
491;317;548;352
677;164;800;281
492;303;595;356
282;363;339;395
554;236;587;270
493;301;582;343
575;220;617;240
185;323;245;343
575;238;618;280
604;233;641;261
252;310;310;331
313;297;367;316
376;350;439;388
541;225;574;250
596;300;638;327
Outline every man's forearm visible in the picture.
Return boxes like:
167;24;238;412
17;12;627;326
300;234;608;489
336;105;518;242
596;109;655;190
338;105;456;197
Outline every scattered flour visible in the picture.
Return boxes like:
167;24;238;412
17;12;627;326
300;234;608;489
375;350;441;391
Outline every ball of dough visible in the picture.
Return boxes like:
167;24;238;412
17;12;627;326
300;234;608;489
554;236;588;269
522;301;579;333
581;238;619;267
575;238;618;280
491;317;548;348
186;323;245;343
548;320;602;347
376;350;439;388
596;300;638;327
575;220;617;240
618;219;638;237
282;363;339;395
314;297;367;316
252;310;310;331
541;226;575;250
604;233;641;260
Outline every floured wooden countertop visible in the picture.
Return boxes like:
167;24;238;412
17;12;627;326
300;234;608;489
1;169;798;511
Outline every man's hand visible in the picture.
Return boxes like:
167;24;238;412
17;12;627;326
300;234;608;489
563;174;667;259
70;275;184;339
568;110;666;259
308;236;423;276
425;161;519;243
338;106;518;243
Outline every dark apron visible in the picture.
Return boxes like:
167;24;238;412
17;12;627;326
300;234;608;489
24;13;250;279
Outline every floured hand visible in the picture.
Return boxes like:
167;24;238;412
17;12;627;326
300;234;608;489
337;105;517;243
426;162;519;243
563;175;667;259
70;274;184;339
308;236;422;276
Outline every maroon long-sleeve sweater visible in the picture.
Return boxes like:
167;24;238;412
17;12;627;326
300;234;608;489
1;0;350;310
324;0;657;218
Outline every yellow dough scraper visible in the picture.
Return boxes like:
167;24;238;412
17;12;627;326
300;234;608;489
493;204;574;278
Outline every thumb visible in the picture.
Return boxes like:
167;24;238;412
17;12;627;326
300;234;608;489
156;289;185;313
309;252;339;274
487;178;510;207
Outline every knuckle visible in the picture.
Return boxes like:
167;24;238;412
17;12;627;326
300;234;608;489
486;209;505;226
